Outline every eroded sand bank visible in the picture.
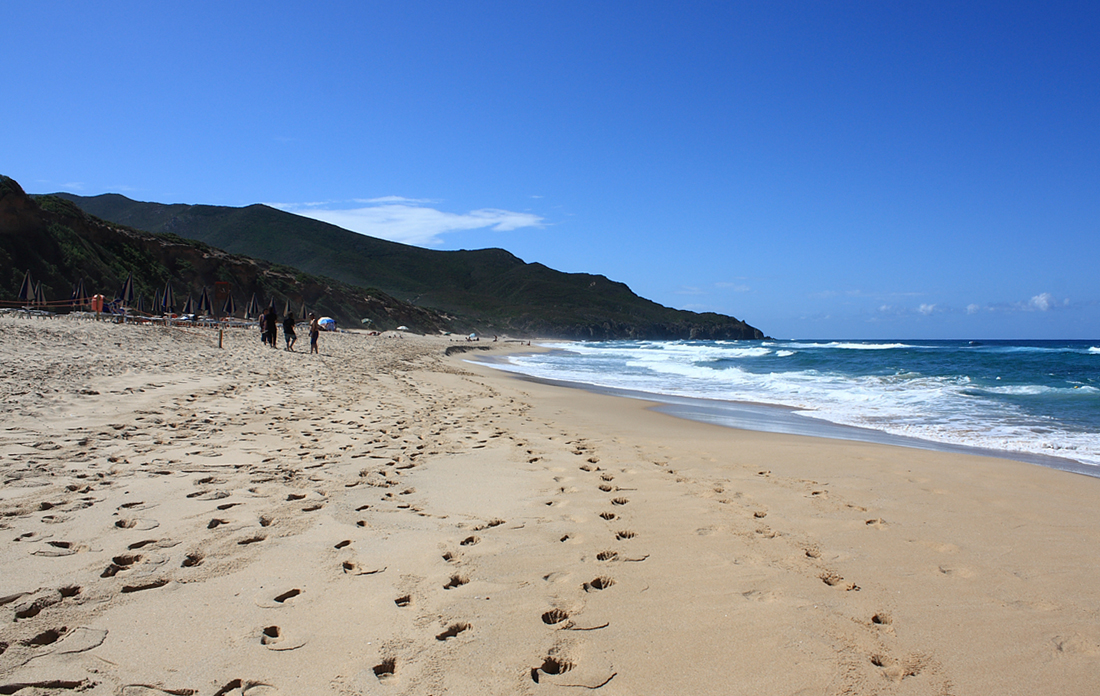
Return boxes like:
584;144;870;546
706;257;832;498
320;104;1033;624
1;315;1098;695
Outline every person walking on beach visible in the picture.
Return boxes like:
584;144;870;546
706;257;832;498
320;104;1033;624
259;311;268;345
265;306;278;348
283;311;297;351
308;312;320;354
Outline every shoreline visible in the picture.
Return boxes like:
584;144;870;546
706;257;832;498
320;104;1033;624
471;350;1100;479
3;318;1099;694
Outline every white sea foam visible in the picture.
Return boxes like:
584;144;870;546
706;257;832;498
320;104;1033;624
786;341;915;350
494;340;1100;468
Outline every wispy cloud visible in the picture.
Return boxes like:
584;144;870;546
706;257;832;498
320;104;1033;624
917;303;936;315
270;199;544;246
675;286;707;296
715;282;752;293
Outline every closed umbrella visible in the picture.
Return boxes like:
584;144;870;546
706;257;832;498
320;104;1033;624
71;278;88;309
197;287;213;316
245;293;260;319
117;272;135;307
161;280;175;315
222;292;236;318
18;270;33;304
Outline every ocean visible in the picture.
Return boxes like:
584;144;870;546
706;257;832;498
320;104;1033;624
481;339;1100;476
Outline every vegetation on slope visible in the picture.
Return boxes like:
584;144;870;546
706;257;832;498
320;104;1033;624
0;176;458;333
56;192;766;339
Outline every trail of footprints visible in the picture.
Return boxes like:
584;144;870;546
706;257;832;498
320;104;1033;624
0;330;939;692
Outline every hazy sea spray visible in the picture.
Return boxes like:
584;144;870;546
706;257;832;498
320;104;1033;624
493;340;1100;468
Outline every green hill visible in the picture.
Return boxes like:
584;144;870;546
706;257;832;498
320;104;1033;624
54;192;766;340
0;176;457;333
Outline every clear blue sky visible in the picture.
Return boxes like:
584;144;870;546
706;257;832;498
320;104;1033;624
4;1;1098;338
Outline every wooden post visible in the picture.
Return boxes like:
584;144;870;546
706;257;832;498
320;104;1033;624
219;328;224;349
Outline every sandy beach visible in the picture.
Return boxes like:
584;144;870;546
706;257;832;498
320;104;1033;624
1;314;1098;696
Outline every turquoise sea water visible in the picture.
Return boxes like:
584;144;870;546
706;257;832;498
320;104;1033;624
487;340;1100;474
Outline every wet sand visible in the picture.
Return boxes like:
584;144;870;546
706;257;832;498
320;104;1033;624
1;315;1098;695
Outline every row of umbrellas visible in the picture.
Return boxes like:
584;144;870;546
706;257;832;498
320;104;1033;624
17;270;309;320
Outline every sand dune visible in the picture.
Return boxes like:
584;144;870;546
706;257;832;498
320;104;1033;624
1;314;1098;695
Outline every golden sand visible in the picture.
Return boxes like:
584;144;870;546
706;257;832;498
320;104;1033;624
1;315;1098;695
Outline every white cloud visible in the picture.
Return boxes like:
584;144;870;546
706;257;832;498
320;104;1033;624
918;303;936;315
357;196;436;205
1027;293;1054;311
273;200;545;246
967;303;981;314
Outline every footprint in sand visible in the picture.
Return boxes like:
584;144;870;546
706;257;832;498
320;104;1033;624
435;622;471;641
542;609;570;625
121;579;169;593
583;576;615;592
443;574;469;589
260;625;307;651
373;657;397;680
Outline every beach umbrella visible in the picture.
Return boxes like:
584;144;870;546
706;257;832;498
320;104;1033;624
18;270;33;304
181;294;194;315
222;292;236;317
299;300;307;319
245;293;260;319
71;278;88;309
268;296;276;309
196;287;213;316
33;281;46;308
153;289;162;314
117;272;135;307
135;294;146;314
161;280;175;314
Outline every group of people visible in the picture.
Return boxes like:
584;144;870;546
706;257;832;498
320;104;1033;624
259;307;320;353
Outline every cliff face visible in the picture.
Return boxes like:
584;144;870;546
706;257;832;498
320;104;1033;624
0;176;457;333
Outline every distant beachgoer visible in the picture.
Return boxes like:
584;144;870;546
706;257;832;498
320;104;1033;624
265;307;278;347
259;312;267;345
283;312;297;351
309;312;320;354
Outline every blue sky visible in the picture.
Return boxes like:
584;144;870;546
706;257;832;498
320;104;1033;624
4;1;1098;338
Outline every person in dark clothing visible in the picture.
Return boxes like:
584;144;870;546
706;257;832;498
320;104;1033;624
283;311;297;351
259;312;267;345
265;307;278;347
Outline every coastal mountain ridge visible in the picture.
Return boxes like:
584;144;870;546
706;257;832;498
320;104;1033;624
0;176;457;332
52;191;766;340
1;175;764;339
